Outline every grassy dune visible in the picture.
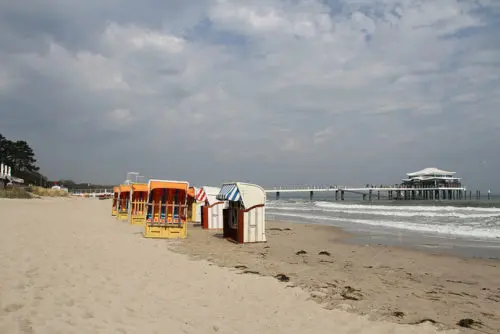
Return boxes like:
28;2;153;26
0;186;69;199
0;187;33;199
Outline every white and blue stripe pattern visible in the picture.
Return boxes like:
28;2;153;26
216;184;241;202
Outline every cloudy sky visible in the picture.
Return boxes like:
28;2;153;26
1;0;499;190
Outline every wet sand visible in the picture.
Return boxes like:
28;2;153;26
0;198;457;334
173;221;500;333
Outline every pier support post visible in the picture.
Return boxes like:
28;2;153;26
363;194;366;201
309;191;313;201
341;190;345;201
377;191;380;200
276;191;280;200
369;190;372;201
469;190;472;200
335;190;338;201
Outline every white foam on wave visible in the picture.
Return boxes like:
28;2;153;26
314;201;500;213
266;204;500;219
269;212;500;239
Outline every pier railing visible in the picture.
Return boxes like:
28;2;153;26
265;185;467;192
264;185;488;200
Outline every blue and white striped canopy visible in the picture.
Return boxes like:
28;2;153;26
216;183;241;202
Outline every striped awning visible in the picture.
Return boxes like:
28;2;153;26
195;188;206;202
216;184;241;202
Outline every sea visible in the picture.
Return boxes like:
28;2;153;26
265;193;500;259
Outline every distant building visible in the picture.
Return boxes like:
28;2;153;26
0;163;25;188
401;167;462;188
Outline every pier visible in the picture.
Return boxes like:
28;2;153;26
266;167;482;201
265;186;469;201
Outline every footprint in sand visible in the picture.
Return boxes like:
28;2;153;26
25;268;38;279
16;282;28;290
83;310;94;319
4;303;24;313
18;318;34;334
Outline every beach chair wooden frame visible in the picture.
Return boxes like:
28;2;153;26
201;201;225;230
111;186;119;216
198;186;225;230
186;187;197;223
116;185;131;221
144;180;189;239
217;182;267;243
129;183;148;225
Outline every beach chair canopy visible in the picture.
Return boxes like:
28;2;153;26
131;183;148;192
216;182;265;209
197;186;221;205
119;184;131;193
148;180;189;192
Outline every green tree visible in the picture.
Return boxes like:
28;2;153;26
0;133;44;185
10;140;39;173
0;133;11;163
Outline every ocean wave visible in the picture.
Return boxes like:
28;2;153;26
313;201;500;213
267;212;500;239
266;205;500;219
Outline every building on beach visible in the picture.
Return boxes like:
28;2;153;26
401;167;462;188
0;163;24;188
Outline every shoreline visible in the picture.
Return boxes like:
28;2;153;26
171;220;500;333
266;212;500;260
272;218;500;261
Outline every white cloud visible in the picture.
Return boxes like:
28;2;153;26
103;23;186;54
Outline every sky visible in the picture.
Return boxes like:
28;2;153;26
0;0;499;190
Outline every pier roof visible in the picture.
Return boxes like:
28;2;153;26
406;167;455;177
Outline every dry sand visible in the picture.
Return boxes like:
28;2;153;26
0;198;483;333
175;224;500;334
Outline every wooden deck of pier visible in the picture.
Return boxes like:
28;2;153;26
264;186;489;201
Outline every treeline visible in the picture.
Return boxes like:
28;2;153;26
1;133;113;189
54;179;115;190
0;133;47;185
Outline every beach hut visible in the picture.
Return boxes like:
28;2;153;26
116;184;131;221
129;183;148;225
216;182;266;243
144;179;189;239
111;186;119;216
198;186;226;230
186;186;199;223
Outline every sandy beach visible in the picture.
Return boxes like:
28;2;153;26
176;224;500;332
0;199;495;333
